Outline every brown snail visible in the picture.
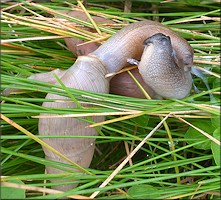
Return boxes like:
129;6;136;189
3;19;193;191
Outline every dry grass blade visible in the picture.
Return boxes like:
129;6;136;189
174;16;220;23
174;115;220;146
32;111;141;119
1;36;66;44
194;60;220;66
105;66;138;78
1;14;83;38
1;10;105;40
88;112;144;128
77;0;102;35
90;114;169;198
194;66;220;78
0;114;91;174
1;182;92;200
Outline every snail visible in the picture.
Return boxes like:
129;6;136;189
3;19;194;191
58;10;193;99
129;33;192;99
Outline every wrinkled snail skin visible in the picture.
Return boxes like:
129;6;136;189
91;20;193;74
38;56;109;191
138;33;192;99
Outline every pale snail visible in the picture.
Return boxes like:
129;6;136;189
4;19;194;191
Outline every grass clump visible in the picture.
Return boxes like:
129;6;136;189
1;0;220;199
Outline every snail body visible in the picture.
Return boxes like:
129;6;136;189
38;56;109;191
92;20;193;74
109;68;156;98
40;21;193;191
4;19;194;191
138;33;192;99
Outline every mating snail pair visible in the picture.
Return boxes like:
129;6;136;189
5;18;195;191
